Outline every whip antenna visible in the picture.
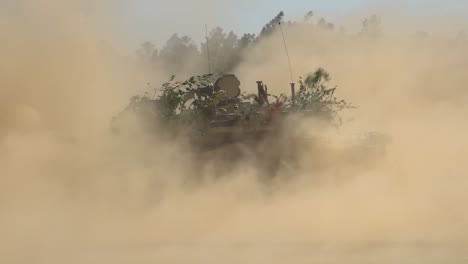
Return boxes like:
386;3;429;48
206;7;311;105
278;22;294;84
205;24;212;74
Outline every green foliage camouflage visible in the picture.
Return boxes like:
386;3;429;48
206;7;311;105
117;68;350;138
297;68;349;120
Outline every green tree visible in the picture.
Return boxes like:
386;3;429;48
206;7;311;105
317;18;335;31
258;11;284;39
159;34;200;73
297;68;348;121
200;27;240;75
136;41;158;63
360;15;381;39
239;33;256;49
304;10;313;22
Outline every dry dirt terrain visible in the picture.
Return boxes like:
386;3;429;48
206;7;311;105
2;1;468;263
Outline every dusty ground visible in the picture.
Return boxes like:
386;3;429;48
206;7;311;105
2;1;468;263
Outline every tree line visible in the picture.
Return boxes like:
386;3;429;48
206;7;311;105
136;11;383;76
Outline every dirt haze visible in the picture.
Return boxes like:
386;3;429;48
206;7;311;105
1;1;468;263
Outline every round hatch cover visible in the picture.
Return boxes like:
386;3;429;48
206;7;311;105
214;74;241;98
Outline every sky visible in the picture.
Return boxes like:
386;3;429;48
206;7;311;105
79;0;468;51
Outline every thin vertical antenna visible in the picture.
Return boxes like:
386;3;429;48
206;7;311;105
278;22;294;84
205;24;212;74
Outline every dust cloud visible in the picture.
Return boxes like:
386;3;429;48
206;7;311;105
1;1;468;263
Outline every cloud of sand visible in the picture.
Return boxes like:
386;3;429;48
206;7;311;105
1;1;468;263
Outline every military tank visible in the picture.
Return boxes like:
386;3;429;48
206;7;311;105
112;73;389;179
112;74;297;144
